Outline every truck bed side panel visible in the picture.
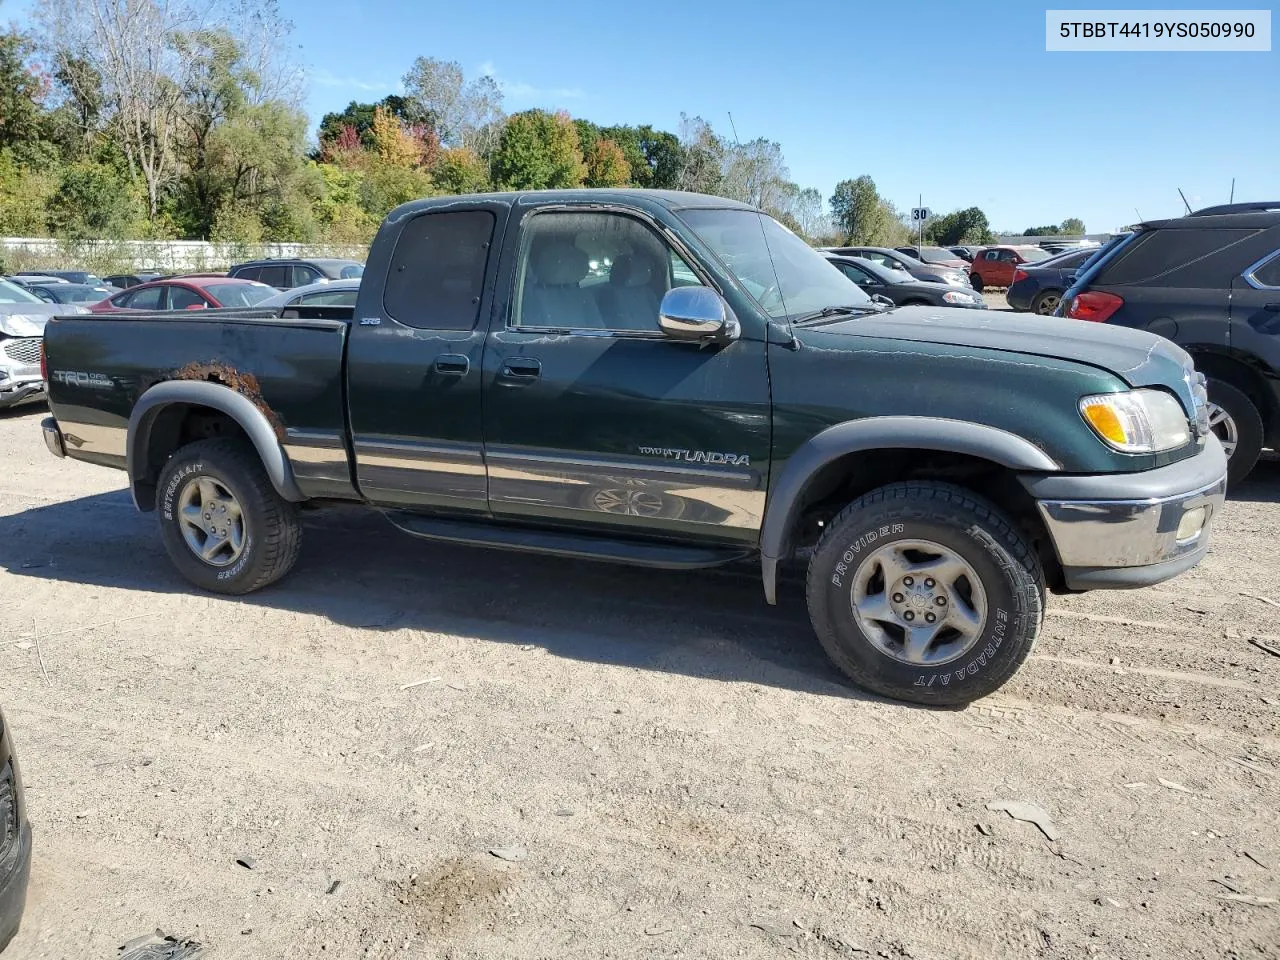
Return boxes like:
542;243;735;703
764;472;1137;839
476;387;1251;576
44;314;353;498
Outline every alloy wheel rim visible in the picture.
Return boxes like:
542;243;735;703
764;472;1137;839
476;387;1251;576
1035;293;1060;315
1205;402;1239;458
850;539;988;666
178;476;248;567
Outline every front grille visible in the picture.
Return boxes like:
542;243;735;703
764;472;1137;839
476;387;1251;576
0;761;15;863
2;337;41;365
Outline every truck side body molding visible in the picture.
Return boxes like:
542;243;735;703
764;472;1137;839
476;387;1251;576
127;380;305;512
758;416;1061;604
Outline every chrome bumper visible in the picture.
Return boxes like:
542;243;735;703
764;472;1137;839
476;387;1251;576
42;417;65;458
1022;436;1228;590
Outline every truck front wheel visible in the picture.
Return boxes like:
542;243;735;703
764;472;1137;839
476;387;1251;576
156;439;302;595
805;482;1044;706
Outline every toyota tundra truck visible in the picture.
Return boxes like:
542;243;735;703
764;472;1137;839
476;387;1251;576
40;189;1228;706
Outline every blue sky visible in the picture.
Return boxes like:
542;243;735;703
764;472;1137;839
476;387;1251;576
7;0;1277;232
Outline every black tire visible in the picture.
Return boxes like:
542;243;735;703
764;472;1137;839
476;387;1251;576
1206;378;1264;489
805;482;1044;706
1031;289;1062;316
156;439;302;594
969;273;984;293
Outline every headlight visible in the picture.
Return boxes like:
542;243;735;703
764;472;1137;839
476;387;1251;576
942;291;975;304
1079;389;1191;453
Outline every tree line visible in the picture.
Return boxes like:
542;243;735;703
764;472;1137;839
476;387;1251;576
0;0;1083;250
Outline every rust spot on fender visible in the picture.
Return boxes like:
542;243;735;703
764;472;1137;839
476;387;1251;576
170;360;286;440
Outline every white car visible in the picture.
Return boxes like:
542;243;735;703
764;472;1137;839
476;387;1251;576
256;279;360;310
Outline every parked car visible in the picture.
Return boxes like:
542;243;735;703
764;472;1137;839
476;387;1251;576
0;277;90;409
894;246;970;271
823;254;985;308
1006;247;1102;315
43;188;1226;708
823;246;971;286
25;282;115;305
255;278;361;310
103;272;166;289
0;703;32;953
1059;201;1280;486
15;269;102;286
968;245;1051;292
948;245;986;263
227;258;364;290
89;277;276;313
6;275;68;287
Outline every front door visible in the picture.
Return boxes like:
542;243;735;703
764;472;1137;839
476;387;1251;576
481;206;771;544
346;203;503;512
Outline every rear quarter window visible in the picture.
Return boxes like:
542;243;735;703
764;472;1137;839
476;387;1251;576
382;210;495;330
233;265;261;282
1096;228;1260;287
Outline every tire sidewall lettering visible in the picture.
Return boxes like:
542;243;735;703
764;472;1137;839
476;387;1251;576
161;461;205;521
831;523;905;588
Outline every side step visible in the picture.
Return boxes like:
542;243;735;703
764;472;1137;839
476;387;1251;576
384;511;752;570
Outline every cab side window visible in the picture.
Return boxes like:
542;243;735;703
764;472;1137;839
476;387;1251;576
512;211;696;334
383;209;495;330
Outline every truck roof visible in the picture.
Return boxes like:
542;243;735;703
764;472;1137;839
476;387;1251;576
390;188;759;219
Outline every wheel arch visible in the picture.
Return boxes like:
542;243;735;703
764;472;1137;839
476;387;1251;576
127;380;304;512
759;417;1060;604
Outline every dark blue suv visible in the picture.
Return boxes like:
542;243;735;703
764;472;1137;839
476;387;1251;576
1058;202;1280;486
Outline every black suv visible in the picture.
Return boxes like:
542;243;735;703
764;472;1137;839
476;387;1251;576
1060;202;1280;485
227;258;364;290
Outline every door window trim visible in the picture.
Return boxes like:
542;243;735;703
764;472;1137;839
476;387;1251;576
1242;248;1280;289
506;204;719;340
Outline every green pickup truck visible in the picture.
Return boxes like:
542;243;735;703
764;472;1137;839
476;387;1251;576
41;189;1227;705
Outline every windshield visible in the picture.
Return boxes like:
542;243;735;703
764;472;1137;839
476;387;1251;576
0;278;43;304
61;286;113;302
1017;248;1051;263
680;209;871;320
917;246;959;263
339;264;364;279
207;283;275;307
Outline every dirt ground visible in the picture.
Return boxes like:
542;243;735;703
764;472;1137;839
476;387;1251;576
1;403;1277;960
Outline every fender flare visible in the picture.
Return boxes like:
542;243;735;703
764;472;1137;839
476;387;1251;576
127;380;304;511
759;416;1059;603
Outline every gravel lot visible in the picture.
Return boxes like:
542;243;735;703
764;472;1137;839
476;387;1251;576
2;403;1277;960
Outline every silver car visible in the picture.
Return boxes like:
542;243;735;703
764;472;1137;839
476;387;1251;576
256;278;361;310
0;278;89;409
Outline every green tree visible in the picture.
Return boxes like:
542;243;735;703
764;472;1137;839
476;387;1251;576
1060;217;1085;234
46;159;141;238
433;146;490;194
317;95;411;151
1023;224;1061;236
0;28;47;152
829;175;887;244
925;206;994;245
491;109;586;190
0;148;56;234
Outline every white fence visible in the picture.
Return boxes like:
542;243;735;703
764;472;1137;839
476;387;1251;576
0;237;367;272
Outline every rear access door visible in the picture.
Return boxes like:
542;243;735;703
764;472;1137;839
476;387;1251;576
345;200;508;511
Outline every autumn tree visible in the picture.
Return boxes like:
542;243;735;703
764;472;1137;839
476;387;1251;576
491;109;585;190
434;147;490;194
585;138;629;187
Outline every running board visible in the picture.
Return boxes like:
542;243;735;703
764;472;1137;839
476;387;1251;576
384;512;751;570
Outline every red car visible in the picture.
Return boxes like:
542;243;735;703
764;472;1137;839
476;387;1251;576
89;277;275;312
967;245;1051;292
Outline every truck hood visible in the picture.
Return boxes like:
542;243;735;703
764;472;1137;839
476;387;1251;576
816;305;1191;389
0;303;89;336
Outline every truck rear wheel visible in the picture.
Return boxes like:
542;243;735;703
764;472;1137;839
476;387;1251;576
805;482;1044;706
156;439;301;595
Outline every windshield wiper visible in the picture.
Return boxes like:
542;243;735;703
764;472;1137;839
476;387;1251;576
792;304;883;325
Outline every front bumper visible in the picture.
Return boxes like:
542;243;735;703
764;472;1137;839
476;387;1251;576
0;379;44;410
0;822;31;953
1020;435;1228;590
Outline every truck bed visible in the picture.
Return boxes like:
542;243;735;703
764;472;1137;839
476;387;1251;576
43;306;354;499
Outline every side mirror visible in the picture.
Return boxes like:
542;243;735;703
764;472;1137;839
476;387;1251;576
1065;273;1077;285
658;286;739;344
184;302;207;311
